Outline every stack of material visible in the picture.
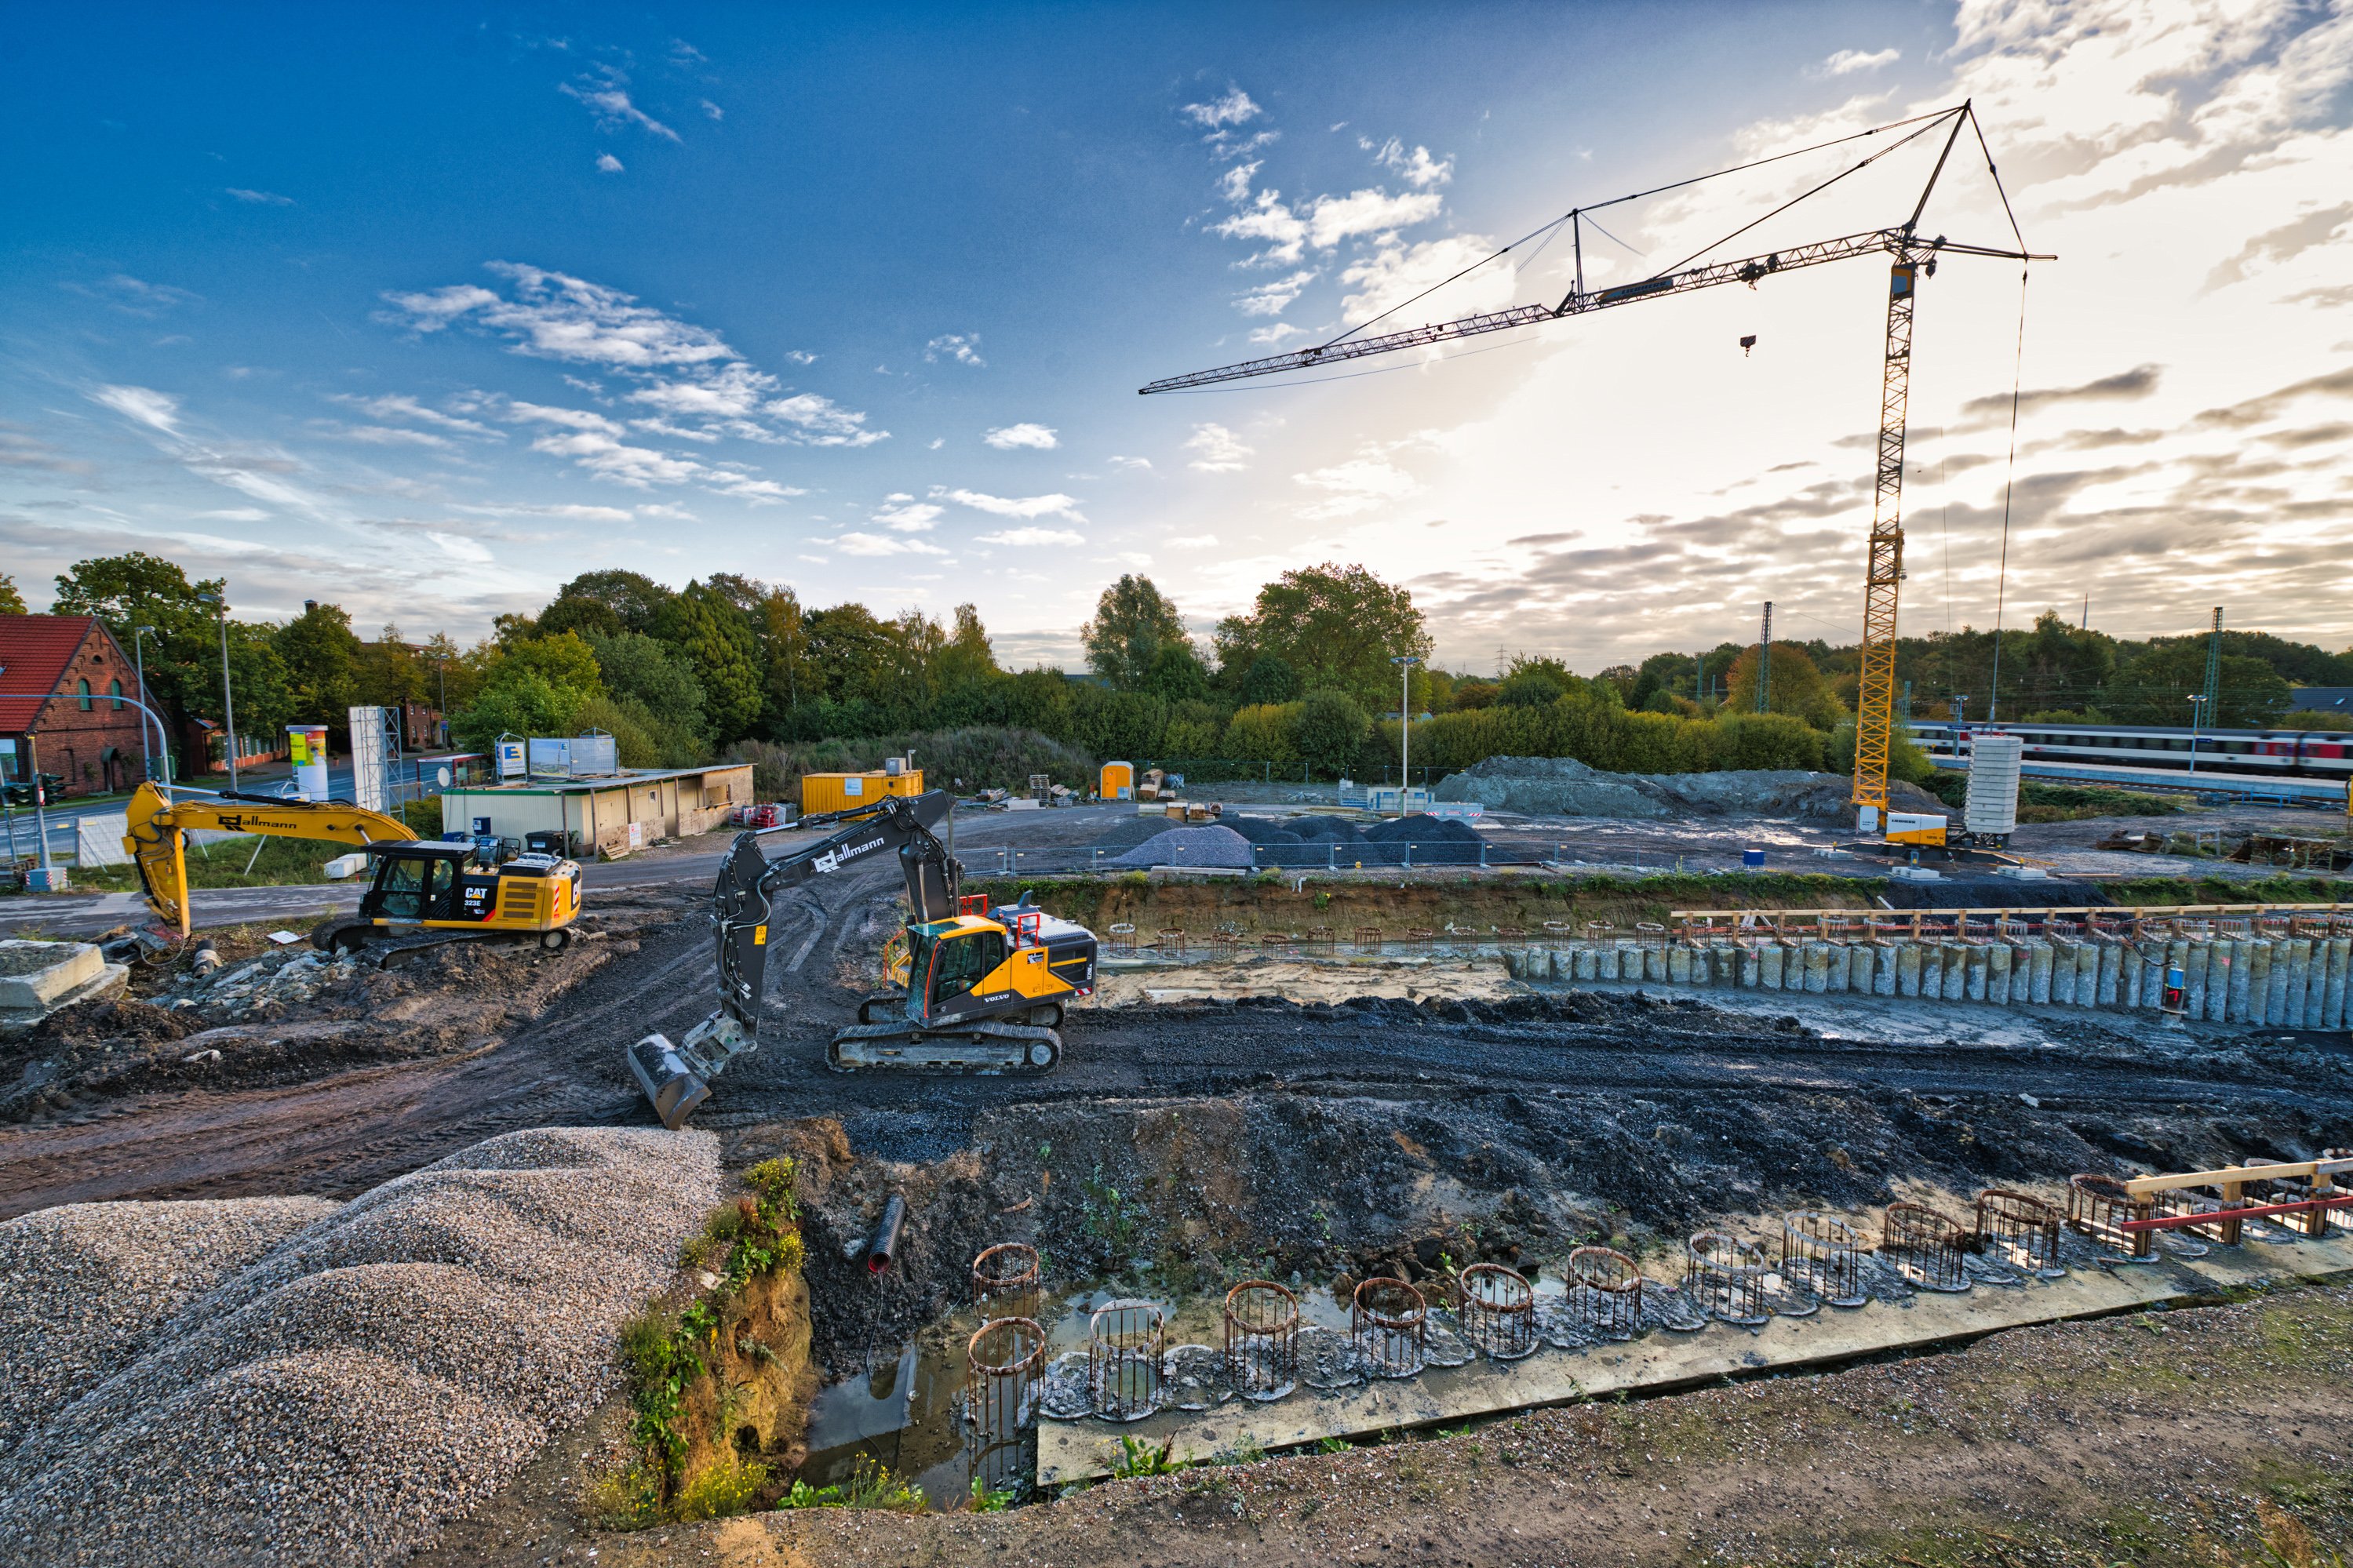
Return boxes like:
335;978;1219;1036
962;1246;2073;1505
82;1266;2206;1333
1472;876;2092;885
1436;755;1945;822
1105;825;1256;870
0;1126;720;1568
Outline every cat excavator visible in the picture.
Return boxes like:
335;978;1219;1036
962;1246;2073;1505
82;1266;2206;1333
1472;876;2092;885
628;788;1098;1130
122;780;582;949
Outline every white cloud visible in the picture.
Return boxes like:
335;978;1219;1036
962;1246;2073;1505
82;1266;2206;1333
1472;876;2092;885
1182;88;1261;129
424;531;494;563
636;503;697;520
461;501;635;522
1183;423;1252;473
1294;455;1419;518
1218;162;1259;202
925;333;985;366
330;394;498;437
526;431;702;487
1819;47;1900;75
1371;138;1453;188
226;187;294;206
874;498;944;532
339;424;450;448
975;527;1085;547
766;393;887;446
64;274;195;317
1233;269;1319;316
1211;189;1310;266
1248;322;1309;345
502;399;626;435
596;153;625;173
91;384;184;435
559;71;682;141
982;422;1058;449
932;486;1085;521
831;531;949;556
701;98;724;121
384;263;733;368
784;349;816;365
1339;234;1517;326
628;361;775;420
1107;454;1153;471
1166;533;1220;548
197;508;271;522
1306;187;1445;249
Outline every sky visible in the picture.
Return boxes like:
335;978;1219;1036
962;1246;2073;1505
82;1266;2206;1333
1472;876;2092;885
4;1;2349;674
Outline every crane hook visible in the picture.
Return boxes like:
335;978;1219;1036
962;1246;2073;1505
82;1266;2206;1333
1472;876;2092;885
1739;334;1757;358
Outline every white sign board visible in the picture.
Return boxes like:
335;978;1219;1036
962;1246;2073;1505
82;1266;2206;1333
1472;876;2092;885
496;739;526;780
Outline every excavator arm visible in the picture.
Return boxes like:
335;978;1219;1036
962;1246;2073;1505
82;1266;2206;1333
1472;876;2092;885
122;780;417;938
627;789;960;1129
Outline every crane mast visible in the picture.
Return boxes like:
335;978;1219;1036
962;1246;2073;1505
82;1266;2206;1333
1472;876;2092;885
1141;104;2045;833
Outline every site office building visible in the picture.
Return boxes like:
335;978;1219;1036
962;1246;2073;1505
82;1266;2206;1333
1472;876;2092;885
0;614;154;797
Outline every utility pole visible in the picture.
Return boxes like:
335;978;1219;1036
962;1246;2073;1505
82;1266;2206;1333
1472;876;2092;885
1756;602;1773;713
1392;654;1422;789
2202;606;2224;725
197;589;238;791
132;625;162;784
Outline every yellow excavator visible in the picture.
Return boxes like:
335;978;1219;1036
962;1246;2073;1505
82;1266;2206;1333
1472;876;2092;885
122;780;582;951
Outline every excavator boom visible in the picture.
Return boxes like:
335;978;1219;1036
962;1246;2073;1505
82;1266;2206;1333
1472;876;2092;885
122;780;416;937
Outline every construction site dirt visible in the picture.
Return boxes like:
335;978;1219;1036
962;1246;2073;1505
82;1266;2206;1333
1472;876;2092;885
4;799;2350;1563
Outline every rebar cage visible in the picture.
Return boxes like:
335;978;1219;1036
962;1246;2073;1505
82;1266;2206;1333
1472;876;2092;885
1352;1276;1427;1379
2066;1173;2154;1260
1455;1264;1538;1359
1088;1300;1166;1421
971;1243;1041;1324
966;1315;1046;1449
1975;1188;2064;1275
1685;1231;1769;1326
1567;1246;1643;1339
1223;1279;1300;1400
1881;1202;1971;1291
1779;1212;1867;1307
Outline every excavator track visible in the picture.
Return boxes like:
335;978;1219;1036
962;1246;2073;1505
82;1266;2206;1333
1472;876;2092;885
826;1019;1061;1075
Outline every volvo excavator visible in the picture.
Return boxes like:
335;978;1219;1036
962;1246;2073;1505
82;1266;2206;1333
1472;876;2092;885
122;780;582;950
628;788;1097;1130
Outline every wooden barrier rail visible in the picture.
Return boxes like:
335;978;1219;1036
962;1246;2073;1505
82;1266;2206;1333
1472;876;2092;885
2116;1157;2353;1244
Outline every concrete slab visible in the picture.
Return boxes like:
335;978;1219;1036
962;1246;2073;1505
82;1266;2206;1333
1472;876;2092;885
1036;1227;2353;1484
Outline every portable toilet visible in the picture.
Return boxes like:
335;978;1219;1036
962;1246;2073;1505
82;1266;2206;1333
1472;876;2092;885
1099;760;1135;801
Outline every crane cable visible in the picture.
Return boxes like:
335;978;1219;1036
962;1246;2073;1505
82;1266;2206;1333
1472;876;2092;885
1984;264;2031;724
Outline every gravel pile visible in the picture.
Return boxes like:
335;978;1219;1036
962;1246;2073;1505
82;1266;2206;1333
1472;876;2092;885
0;1197;338;1451
1434;755;1944;821
0;1126;721;1568
1105;826;1256;870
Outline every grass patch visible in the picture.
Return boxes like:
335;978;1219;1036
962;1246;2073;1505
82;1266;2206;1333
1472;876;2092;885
71;833;355;893
776;1457;926;1512
2108;875;2348;908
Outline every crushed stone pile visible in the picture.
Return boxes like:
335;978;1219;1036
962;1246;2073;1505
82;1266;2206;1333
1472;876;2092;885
0;1126;720;1568
1105;825;1256;870
1433;755;1945;822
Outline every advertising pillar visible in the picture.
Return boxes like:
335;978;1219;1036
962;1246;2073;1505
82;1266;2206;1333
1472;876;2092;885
288;724;330;801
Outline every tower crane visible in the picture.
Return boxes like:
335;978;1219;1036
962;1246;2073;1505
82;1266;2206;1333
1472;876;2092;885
1142;102;2049;836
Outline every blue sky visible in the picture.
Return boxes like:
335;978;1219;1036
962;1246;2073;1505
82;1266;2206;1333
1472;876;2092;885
5;3;2349;670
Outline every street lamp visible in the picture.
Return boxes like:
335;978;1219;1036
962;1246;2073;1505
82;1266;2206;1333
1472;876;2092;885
131;625;163;784
195;591;238;791
1391;654;1423;791
2186;693;2207;774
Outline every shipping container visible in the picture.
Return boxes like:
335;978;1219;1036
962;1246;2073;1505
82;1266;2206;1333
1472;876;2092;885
801;769;926;816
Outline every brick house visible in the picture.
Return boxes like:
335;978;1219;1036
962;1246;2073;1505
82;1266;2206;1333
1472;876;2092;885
0;615;158;798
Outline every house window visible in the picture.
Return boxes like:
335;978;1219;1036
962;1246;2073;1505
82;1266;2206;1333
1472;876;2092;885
109;678;124;710
78;678;93;711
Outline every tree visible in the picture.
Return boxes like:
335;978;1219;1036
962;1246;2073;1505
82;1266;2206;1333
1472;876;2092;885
1237;654;1299;706
584;628;710;757
541;569;676;637
1140;641;1209;701
1082;576;1191;689
274;602;363;732
0;573;24;614
1293;689;1369;778
652;581;763;740
1213;563;1431;712
2103;646;2291;729
1719;642;1843;729
52;551;231;775
1496;669;1564;709
356;625;430;708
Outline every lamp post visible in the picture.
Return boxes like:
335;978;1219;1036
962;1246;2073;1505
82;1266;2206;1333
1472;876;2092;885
2187;693;2207;774
195;591;238;791
1391;654;1422;791
131;625;162;784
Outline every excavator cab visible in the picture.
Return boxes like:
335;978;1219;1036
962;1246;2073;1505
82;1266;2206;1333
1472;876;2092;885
316;841;581;953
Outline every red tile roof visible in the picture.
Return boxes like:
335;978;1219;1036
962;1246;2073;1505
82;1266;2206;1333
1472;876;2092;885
0;615;99;730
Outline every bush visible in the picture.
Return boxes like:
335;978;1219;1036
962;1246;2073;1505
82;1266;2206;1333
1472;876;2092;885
400;796;443;837
1222;702;1302;767
1291;689;1369;779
